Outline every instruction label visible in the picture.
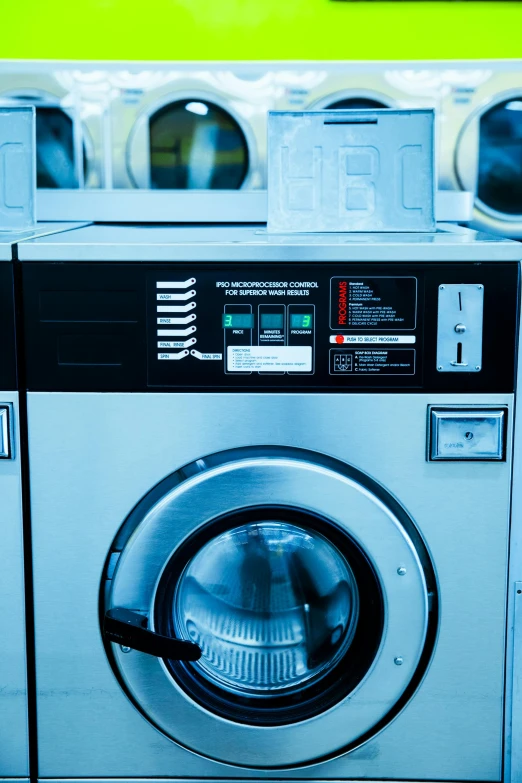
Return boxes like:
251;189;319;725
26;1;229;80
330;349;416;375
228;346;312;373
330;277;417;330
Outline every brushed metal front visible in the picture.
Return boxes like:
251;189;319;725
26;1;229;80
0;393;29;777
28;392;512;781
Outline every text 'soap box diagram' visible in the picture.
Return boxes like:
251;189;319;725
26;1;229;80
267;109;435;233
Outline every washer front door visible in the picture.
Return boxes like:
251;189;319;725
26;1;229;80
104;447;431;769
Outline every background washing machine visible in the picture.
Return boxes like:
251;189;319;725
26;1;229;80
112;67;270;190
439;63;522;238
0;64;108;189
18;223;521;782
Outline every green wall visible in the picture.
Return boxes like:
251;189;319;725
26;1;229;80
2;0;521;60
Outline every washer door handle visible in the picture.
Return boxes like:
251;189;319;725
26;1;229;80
104;608;201;661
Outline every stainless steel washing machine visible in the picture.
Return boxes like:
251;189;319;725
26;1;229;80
18;223;521;782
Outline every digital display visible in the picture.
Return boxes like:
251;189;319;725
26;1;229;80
222;313;254;329
261;313;284;329
290;313;313;329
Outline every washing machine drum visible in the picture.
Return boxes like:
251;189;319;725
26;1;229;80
104;448;434;768
148;99;249;189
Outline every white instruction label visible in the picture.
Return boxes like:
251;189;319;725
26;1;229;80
228;346;312;373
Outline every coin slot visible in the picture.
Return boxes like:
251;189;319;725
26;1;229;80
457;342;463;365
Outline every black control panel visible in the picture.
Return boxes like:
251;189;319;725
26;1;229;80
0;264;17;390
20;262;519;392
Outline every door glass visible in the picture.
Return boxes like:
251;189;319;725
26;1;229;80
478;98;522;215
325;97;388;110
173;521;358;696
35;107;81;188
148;99;249;189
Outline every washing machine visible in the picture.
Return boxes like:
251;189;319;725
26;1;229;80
110;66;271;190
17;222;521;782
439;63;522;238
0;63;108;189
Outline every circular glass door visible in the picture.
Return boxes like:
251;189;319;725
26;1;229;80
477;98;522;216
455;94;522;232
147;99;249;189
103;447;434;768
156;508;383;725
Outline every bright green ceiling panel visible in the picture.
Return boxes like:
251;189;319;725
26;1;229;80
1;0;521;61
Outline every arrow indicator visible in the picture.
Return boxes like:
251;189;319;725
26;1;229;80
157;289;196;303
158;350;190;361
158;338;197;349
191;350;223;361
157;278;196;289
157;326;196;337
157;314;196;328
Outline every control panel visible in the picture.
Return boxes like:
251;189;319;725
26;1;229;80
20;261;519;392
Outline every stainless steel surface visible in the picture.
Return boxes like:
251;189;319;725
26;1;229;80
429;408;505;461
34;189;474;224
16;223;522;263
0;406;11;459
107;449;428;767
504;280;522;783
0;106;35;232
436;283;484;373
0;221;91;260
267;110;435;233
510;582;522;782
0;393;28;777
29;391;512;779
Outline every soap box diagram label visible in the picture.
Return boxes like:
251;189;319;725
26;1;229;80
329;349;416;375
330;277;417;331
228;346;312;373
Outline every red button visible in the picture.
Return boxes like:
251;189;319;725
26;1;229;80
335;335;345;344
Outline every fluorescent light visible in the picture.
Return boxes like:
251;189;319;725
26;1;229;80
505;100;522;111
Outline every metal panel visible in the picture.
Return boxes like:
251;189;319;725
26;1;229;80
267;110;435;233
0;393;28;777
436;283;484;373
28;391;511;780
16;223;522;263
0;107;35;232
0;221;91;261
35;189;473;224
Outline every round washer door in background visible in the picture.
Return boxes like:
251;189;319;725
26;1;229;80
103;448;434;769
127;95;251;189
1;94;89;188
308;90;393;112
456;93;522;236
